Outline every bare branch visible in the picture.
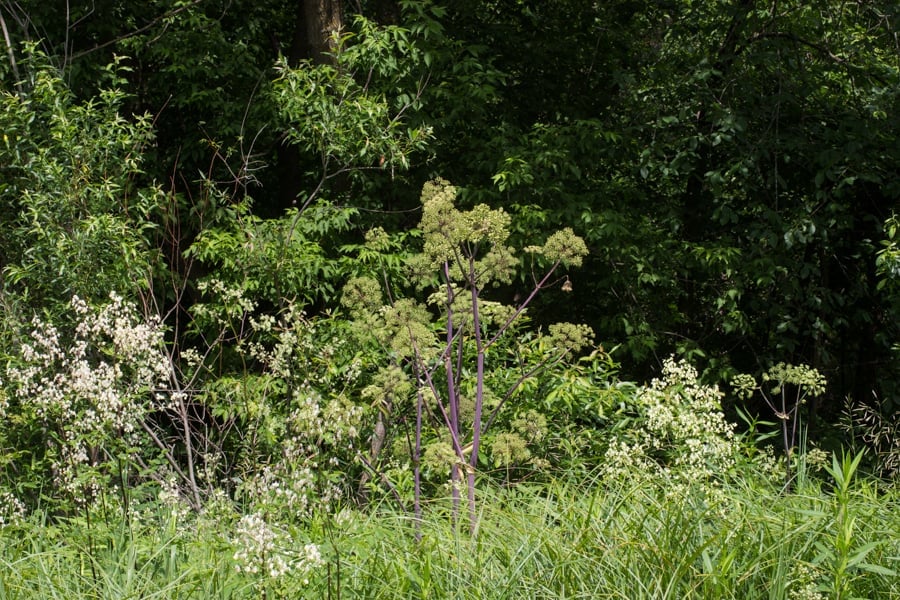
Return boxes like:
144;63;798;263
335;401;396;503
0;3;22;96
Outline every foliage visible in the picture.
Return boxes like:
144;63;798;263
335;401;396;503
817;451;888;600
0;457;897;599
0;5;898;597
164;281;374;519
841;393;900;479
410;0;900;405
3;0;898;405
0;52;163;312
185;200;359;306
274;16;433;162
272;13;433;210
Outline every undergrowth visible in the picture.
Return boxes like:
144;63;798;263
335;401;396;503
0;458;896;599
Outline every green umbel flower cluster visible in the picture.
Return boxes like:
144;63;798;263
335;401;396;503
732;363;827;402
541;227;589;268
763;363;827;397
549;322;595;353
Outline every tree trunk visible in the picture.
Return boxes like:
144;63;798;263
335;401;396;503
291;0;343;66
276;0;344;209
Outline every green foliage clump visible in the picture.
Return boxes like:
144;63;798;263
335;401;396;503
273;16;432;199
186;201;359;306
183;286;372;520
0;53;162;311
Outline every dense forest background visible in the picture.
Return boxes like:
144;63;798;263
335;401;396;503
1;0;899;505
3;3;900;595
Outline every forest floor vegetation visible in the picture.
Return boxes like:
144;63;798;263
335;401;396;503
0;455;896;599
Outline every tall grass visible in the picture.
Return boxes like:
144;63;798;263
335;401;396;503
1;459;897;599
0;505;246;599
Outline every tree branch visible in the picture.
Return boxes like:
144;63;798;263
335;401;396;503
0;3;21;96
746;31;889;86
68;0;205;62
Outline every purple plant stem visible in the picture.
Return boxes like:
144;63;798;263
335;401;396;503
443;262;462;515
467;256;484;534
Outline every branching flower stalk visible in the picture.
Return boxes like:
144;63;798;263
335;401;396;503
733;363;826;489
343;179;590;534
443;263;462;515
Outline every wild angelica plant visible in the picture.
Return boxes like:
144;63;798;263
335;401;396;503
343;178;590;533
732;363;827;488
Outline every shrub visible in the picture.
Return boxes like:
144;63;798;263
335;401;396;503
3;293;168;510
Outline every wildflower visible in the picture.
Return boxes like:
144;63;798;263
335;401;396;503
804;447;829;471
231;511;323;582
491;432;531;467
0;491;26;527
788;563;826;600
233;512;282;576
602;357;739;484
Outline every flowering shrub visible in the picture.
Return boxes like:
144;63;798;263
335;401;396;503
182;281;371;520
600;357;739;485
3;293;168;507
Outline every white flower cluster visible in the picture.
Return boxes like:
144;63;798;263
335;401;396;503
247;306;363;388
788;562;826;600
194;279;256;327
12;294;168;433
158;475;190;522
0;378;7;419
0;491;26;527
7;293;169;493
804;447;829;471
296;543;325;584
643;358;737;469
242;464;317;520
54;442;102;503
601;357;739;482
288;387;364;450
233;511;289;578
247;308;300;379
231;511;323;582
600;439;656;481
